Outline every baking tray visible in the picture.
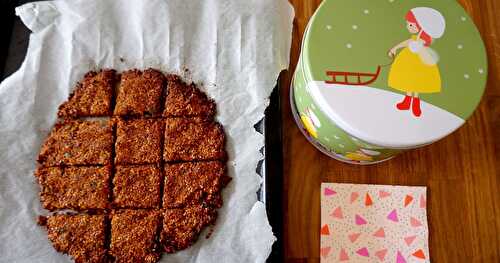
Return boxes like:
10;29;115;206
0;1;284;262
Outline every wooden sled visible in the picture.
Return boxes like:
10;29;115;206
325;66;381;86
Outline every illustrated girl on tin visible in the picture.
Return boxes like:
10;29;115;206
388;7;446;117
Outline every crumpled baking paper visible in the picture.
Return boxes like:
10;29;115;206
0;0;294;262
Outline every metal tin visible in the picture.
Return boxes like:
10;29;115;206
291;0;487;164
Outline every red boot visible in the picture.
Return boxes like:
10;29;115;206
412;97;422;117
396;95;412;110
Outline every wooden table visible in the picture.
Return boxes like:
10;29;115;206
280;1;500;262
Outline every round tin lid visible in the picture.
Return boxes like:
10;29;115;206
301;0;487;148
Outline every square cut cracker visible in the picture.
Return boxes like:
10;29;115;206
58;69;116;118
115;119;163;164
160;205;217;253
163;74;215;117
35;166;111;211
164;117;226;162
37;120;113;166
114;68;165;116
113;165;162;208
40;214;106;263
110;209;161;263
163;161;228;208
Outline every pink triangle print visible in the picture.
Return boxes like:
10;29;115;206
373;227;385;238
356;247;369;257
420;194;426;208
355;214;367;225
330;206;343;219
375;249;388;261
379;190;391;198
348;232;361;243
387;209;399;222
320;246;331;258
324;187;336;196
410;217;422;227
350;192;359;203
396;251;407;263
320;183;429;263
404;235;417;246
339;248;349;261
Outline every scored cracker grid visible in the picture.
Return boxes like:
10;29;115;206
35;68;228;263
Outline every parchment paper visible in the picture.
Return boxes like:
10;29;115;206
0;0;294;262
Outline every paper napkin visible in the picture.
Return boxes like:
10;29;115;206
321;183;429;263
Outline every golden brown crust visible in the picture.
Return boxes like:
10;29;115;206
36;69;230;261
35;166;111;211
45;214;107;263
58;70;116;118
37;120;113;166
115;119;163;164
112;165;161;208
164;117;226;162
110;210;161;263
163;74;215;117
114;69;165;116
160;205;217;253
163;161;226;208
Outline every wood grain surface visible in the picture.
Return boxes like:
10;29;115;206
279;0;500;262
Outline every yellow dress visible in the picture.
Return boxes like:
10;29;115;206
388;36;441;93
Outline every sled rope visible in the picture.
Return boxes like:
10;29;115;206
325;58;394;86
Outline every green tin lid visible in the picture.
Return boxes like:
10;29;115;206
300;0;487;148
